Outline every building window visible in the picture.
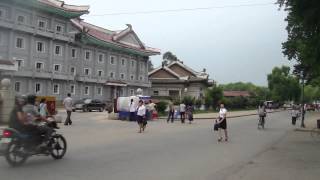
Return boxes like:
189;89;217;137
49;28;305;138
37;42;45;52
120;73;125;79
98;54;104;63
110;56;115;65
55;45;62;56
16;59;24;69
97;70;103;77
35;62;44;70
0;9;4;18
84;86;89;95
84;68;90;76
121;58;125;66
16;37;24;49
56;25;62;32
38;20;45;28
109;72;114;78
53;84;59;94
17;15;25;23
14;82;21;92
97;87;102;96
85;51;91;60
53;64;61;72
70;67;76;75
130;75;134;81
140;62;144;69
35;83;41;94
130;89;134;96
70;85;75;94
131;60;135;67
139;76;143;81
71;48;77;58
153;91;159;96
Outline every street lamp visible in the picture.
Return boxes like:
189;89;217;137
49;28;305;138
300;72;305;128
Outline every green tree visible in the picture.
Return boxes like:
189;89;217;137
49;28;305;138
182;96;195;106
163;51;178;61
204;86;223;109
278;0;320;81
267;66;301;102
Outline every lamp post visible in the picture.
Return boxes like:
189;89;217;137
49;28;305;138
300;73;305;128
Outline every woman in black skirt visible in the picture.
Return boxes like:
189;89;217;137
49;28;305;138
136;100;147;133
216;103;228;142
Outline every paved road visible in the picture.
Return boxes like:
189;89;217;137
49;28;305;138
0;111;297;180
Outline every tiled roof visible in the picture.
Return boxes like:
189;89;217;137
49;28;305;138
71;19;160;55
223;91;251;97
38;0;89;13
0;59;15;66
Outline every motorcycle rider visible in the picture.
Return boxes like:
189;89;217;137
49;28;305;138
8;95;28;133
22;95;53;146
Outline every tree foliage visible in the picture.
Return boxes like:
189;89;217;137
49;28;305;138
267;66;301;102
278;0;320;81
163;51;179;61
204;86;223;109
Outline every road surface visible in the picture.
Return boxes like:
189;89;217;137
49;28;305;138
0;111;303;180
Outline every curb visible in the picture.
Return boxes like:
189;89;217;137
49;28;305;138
158;110;284;120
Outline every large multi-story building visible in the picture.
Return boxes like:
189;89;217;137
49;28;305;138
0;0;160;102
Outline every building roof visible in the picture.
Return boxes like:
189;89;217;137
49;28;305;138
12;0;89;18
105;80;127;87
0;59;17;71
71;19;160;56
223;91;251;97
149;60;210;81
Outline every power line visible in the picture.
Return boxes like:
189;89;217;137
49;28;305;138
88;2;275;16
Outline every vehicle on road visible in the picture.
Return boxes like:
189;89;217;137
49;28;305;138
0;122;67;167
73;99;106;112
306;104;316;111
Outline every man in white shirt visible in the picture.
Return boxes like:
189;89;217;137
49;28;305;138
179;103;186;123
129;99;137;121
63;93;73;125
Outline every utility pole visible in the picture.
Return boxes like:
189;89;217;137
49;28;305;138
301;73;305;128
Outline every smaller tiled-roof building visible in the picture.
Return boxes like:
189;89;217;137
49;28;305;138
223;91;251;98
149;60;213;100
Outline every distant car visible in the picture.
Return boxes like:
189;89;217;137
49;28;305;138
306;104;316;111
282;103;292;109
72;99;106;112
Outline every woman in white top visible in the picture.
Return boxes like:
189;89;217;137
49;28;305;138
136;100;147;133
216;103;228;142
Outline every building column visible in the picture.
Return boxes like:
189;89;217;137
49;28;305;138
0;78;15;124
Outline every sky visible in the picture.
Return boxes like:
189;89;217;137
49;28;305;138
66;0;295;86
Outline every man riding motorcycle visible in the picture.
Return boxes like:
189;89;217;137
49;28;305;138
9;95;53;148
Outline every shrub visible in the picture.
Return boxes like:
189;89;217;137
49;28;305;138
156;101;168;114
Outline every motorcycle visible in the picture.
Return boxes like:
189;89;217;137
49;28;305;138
0;121;67;166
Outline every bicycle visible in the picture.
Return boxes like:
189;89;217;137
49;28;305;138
310;128;320;142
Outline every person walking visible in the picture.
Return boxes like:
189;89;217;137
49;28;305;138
179;102;186;123
148;100;156;120
258;102;267;129
216;103;228;142
129;99;136;121
39;98;49;118
63;93;73;126
291;105;299;125
186;104;194;124
167;101;175;123
136;100;147;133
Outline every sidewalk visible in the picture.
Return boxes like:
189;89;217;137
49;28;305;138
160;109;281;120
224;130;320;180
295;111;320;131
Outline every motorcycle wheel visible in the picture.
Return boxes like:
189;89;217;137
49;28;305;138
50;135;67;159
5;141;28;167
